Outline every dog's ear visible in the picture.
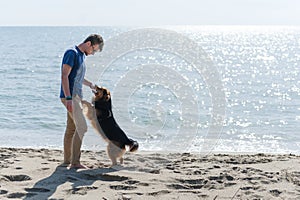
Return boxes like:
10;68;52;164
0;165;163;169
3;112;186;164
104;88;111;101
105;94;111;101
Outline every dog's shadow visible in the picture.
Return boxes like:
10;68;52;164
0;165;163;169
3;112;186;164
23;165;131;199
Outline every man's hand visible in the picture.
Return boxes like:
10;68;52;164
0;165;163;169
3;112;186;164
66;100;73;112
89;83;96;90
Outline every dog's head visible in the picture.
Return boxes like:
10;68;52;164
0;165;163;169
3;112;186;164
93;85;111;101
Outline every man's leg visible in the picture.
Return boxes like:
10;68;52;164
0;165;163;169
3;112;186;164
71;95;88;166
63;112;75;164
71;130;82;165
61;99;76;165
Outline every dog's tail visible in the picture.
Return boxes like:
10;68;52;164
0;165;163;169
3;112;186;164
129;140;139;152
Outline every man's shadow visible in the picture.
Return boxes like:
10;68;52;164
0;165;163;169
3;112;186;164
23;165;130;199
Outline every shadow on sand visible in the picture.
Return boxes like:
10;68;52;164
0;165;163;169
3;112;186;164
23;165;129;199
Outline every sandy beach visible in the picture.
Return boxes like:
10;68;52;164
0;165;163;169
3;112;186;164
0;147;300;199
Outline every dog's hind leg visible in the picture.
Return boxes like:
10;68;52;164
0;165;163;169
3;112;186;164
107;143;118;166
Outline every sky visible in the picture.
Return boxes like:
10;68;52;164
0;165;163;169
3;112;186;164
0;0;299;26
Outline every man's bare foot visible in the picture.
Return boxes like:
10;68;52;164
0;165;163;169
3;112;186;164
69;164;89;169
58;163;70;167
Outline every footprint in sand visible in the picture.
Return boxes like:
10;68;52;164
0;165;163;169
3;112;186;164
137;157;146;162
138;168;160;174
165;164;175;170
199;194;209;198
41;167;50;170
189;170;202;175
110;185;137;190
7;192;35;198
240;186;260;191
125;179;150;186
139;182;150;186
0;190;8;195
177;178;208;185
169;178;209;190
269;189;282;197
2;174;32;181
224;182;237;187
82;173;129;181
125;180;139;185
208;174;235;182
67;186;98;195
147;190;170;196
260;180;270;184
166;184;190;190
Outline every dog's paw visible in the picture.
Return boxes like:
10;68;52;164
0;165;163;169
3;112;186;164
81;100;92;107
73;95;81;103
82;101;95;120
110;164;124;170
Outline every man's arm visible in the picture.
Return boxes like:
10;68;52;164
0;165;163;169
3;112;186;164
83;79;95;89
61;64;73;112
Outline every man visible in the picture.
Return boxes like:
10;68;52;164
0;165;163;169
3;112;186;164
60;34;104;169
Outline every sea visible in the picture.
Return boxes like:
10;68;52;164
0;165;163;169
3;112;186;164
0;26;299;154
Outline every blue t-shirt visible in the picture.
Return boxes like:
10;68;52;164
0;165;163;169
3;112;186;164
60;46;86;98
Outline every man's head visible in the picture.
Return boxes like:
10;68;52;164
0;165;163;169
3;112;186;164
82;34;104;56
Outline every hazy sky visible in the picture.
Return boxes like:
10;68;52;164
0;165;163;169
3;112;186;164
0;0;299;26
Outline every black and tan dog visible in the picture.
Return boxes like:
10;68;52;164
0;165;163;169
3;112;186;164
82;86;138;166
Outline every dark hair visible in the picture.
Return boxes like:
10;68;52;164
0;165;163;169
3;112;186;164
84;34;104;51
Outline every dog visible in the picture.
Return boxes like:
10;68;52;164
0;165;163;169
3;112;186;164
82;86;138;166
